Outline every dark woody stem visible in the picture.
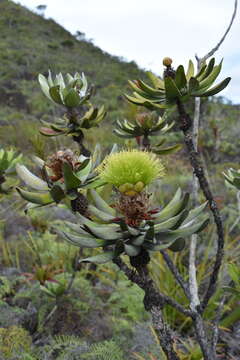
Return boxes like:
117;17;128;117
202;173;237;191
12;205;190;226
66;107;91;157
176;99;224;312
72;132;91;157
113;256;182;360
0;174;5;185
114;256;217;359
142;133;151;150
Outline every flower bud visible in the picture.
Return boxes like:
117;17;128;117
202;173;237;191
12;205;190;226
163;57;173;67
134;181;145;192
125;190;137;197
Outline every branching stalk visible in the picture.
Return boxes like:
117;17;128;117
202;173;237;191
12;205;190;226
176;99;224;313
189;96;201;311
188;0;237;314
113;256;183;360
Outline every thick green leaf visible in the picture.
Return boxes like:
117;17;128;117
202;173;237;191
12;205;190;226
131;235;145;246
0;150;8;171
155;217;209;243
88;204;116;222
79;251;116;264
124;244;141;256
188;77;199;93
198;58;215;81
153;144;182;155
62;162;81;191
198;61;222;90
144;223;155;241
65;221;91;236
169;238;186;252
113;129;134;139
175;65;187;90
128;80;157;100
195;64;207;80
38;74;51;100
85;222;121;240
198;77;231;97
39;127;61;137
16;164;48;191
164;77;182;101
186;60;195;81
82;177;107;189
50;185;65;203
126;225;140;236
76;212;107;228
16;187;54;205
136;79;164;97
90;189;116;216
182;201;208;226
154;209;188;231
49;85;63;104
59;230;106;248
154;191;189;223
228;169;240;178
64;88;81;107
146;71;165;89
75;159;92;183
143;239;177;251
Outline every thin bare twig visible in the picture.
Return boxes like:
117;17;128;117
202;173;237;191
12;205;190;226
196;0;238;63
160;250;191;300
176;100;224;314
212;296;226;351
194;313;216;359
189;97;201;311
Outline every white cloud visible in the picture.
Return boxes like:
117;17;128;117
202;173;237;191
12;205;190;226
14;0;240;103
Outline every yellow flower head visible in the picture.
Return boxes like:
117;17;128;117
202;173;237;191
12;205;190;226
97;150;165;194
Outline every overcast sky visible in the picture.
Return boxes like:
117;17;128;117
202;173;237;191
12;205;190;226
14;0;239;104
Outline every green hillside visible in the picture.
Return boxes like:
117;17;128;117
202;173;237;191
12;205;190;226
0;0;148;151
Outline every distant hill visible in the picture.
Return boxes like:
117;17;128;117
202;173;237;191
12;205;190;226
0;0;145;131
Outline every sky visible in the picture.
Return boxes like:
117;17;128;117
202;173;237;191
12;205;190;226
14;0;239;104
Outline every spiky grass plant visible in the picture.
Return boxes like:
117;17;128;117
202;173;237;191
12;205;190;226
223;168;240;190
97;149;165;196
0;148;22;194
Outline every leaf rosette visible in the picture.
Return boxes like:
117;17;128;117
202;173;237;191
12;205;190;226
58;188;209;264
125;58;231;109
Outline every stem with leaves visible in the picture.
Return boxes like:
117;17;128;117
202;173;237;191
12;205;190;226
66;107;91;157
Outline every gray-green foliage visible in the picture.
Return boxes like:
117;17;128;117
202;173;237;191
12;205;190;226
38;335;88;360
0;276;13;300
108;280;148;323
82;340;124;360
30;336;124;360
